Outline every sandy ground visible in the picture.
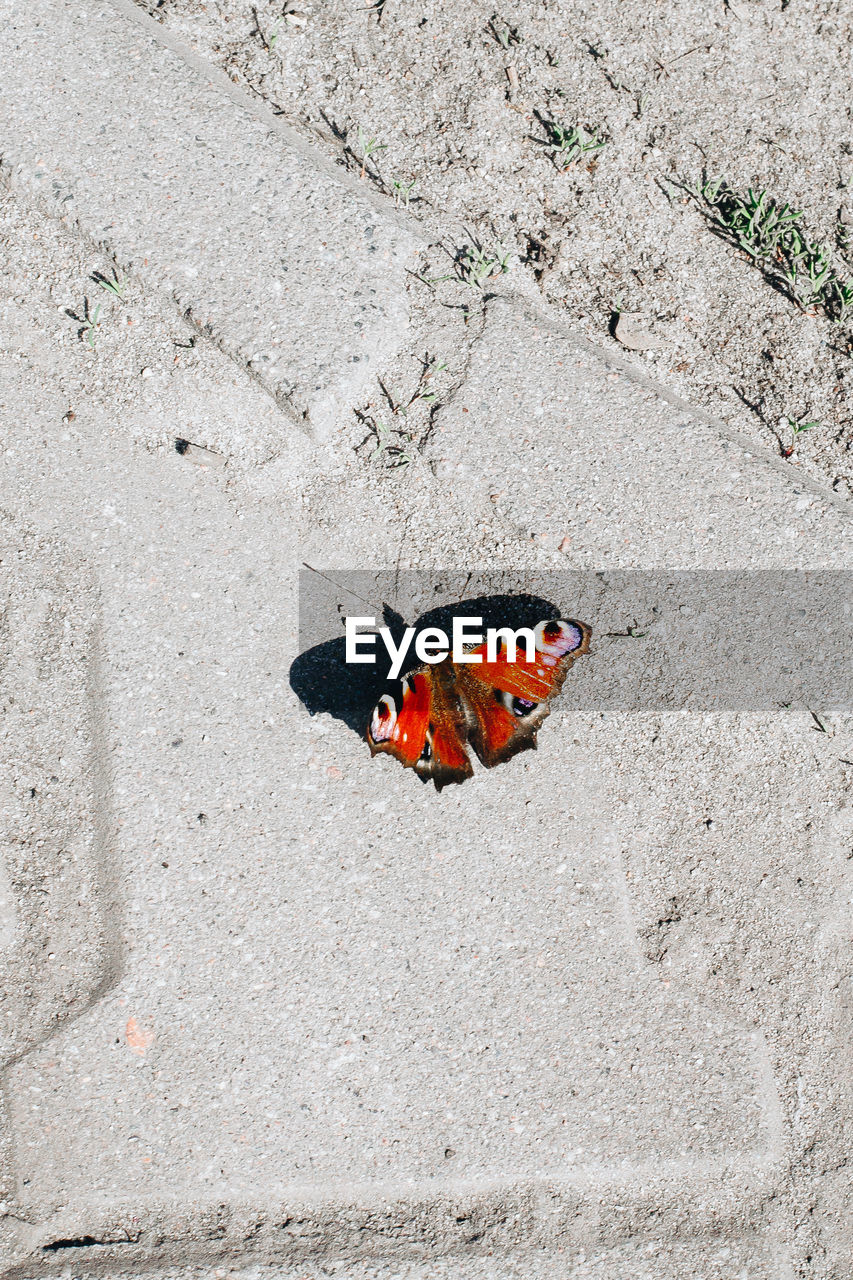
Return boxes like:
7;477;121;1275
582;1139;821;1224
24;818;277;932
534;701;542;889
136;0;853;495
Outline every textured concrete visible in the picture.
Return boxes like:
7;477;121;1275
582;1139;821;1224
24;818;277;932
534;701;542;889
1;2;852;1277
0;515;114;1067
1;1247;792;1280
0;0;419;439
5;295;850;1274
0;361;791;1270
428;296;853;566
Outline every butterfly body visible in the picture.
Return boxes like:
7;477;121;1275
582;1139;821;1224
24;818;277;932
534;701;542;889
368;618;590;789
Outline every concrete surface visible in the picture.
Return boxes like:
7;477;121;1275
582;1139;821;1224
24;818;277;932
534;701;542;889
139;0;853;499
0;0;419;439
0;513;114;1069
427;297;853;567
0;1247;794;1280
0;1;852;1278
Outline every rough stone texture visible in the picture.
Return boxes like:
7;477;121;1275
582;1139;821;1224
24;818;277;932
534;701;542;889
0;515;113;1259
2;1245;791;1280
1;7;852;1279
0;316;813;1276
0;0;419;439
9;795;775;1193
427;296;853;567
0;518;112;1056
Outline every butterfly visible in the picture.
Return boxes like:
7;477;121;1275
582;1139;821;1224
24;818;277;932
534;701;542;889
367;618;591;789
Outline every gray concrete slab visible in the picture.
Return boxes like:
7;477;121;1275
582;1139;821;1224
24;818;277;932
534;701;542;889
3;301;840;1274
2;36;852;1280
427;296;853;567
0;514;115;1065
2;1243;792;1280
0;511;116;1260
0;430;785;1264
0;0;419;440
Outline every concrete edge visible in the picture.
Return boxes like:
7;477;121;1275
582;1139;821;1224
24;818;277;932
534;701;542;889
0;0;426;444
0;529;121;1071
2;1157;784;1275
105;0;420;242
7;0;844;508
490;290;853;522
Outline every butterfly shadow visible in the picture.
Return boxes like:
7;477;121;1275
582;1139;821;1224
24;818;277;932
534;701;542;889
289;593;561;739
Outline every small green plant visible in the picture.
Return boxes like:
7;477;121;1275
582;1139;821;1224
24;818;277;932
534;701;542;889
635;89;652;118
788;415;819;435
362;417;415;468
92;267;128;301
696;178;801;259
356;126;387;178
827;276;853;323
84;303;101;348
355;409;414;468
369;419;391;460
394;441;416;469
456;243;512;288
358;357;447;468
410;355;446;409
420;242;511;289
391;177;417;209
781;414;819;457
488;15;521;48
380;355;447;417
541;119;607;169
692;178;853;321
70;299;102;349
781;239;832;310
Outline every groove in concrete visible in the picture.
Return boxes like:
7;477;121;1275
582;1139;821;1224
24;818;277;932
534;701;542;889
0;0;420;441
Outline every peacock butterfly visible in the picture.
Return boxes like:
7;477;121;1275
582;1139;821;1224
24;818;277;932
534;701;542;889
367;617;591;789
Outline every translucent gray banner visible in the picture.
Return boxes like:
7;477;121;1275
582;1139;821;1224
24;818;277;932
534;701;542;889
294;569;853;728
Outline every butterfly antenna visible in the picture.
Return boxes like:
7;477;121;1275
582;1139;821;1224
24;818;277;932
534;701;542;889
301;563;377;609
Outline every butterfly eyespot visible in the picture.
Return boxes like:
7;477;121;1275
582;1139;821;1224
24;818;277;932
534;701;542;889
419;739;432;762
534;618;585;658
499;689;540;718
369;694;397;744
511;695;539;718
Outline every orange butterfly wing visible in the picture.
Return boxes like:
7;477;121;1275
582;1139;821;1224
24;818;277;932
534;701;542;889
456;619;590;767
366;619;591;786
367;665;472;790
